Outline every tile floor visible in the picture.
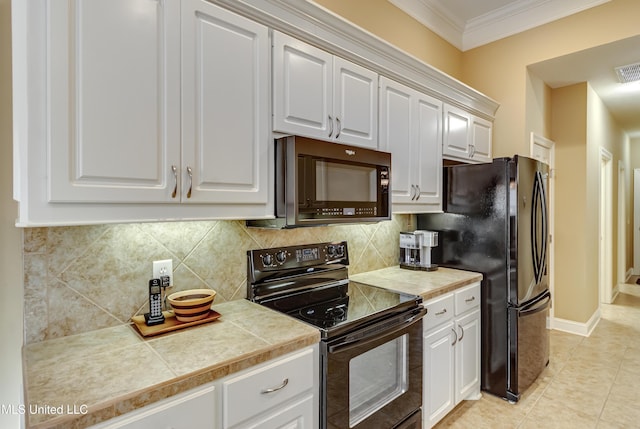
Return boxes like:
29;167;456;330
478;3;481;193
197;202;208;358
434;285;640;428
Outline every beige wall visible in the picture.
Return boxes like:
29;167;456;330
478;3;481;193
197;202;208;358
313;0;463;80
458;0;640;324
462;0;640;158
552;84;591;322
0;0;24;426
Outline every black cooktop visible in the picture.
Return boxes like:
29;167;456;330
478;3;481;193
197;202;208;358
287;281;421;339
247;241;422;340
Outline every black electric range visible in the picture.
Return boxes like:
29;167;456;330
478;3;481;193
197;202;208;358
246;241;422;339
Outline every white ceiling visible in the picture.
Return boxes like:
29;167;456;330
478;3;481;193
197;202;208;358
391;0;640;137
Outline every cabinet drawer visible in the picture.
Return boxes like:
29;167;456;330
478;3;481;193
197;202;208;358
454;282;481;315
223;348;314;428
423;293;454;331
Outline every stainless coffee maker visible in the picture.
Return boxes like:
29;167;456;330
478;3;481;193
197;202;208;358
399;230;438;271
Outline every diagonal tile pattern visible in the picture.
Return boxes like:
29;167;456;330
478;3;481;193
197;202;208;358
22;215;415;343
434;290;640;428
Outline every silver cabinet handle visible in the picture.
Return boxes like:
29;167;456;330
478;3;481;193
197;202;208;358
458;324;464;341
186;166;193;199
335;117;341;138
410;184;417;200
469;144;476;158
465;296;475;303
261;378;289;394
171;165;178;199
435;308;447;316
451;328;458;346
328;115;334;137
415;185;421;201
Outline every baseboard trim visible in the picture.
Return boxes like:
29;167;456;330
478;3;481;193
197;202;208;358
626;269;634;282
550;308;600;337
619;282;640;297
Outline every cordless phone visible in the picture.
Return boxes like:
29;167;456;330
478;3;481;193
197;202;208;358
145;278;165;326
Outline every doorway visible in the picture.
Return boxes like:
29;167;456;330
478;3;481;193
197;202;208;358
600;148;613;304
530;133;555;323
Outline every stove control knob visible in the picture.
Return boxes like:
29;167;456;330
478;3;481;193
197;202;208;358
275;251;287;264
261;254;273;267
336;244;345;257
327;245;337;257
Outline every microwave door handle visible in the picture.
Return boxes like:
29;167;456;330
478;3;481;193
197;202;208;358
327;308;426;354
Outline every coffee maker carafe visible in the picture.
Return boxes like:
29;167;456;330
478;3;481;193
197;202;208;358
399;230;438;271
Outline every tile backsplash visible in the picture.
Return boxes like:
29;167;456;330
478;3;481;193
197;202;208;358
23;215;414;344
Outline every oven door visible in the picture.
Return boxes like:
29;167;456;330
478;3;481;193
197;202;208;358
322;308;426;429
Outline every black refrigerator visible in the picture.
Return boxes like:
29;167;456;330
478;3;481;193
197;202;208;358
418;156;550;403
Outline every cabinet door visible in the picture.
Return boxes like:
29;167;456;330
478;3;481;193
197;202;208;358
415;93;443;208
471;116;493;163
222;347;314;428
273;31;333;139
379;77;414;204
181;0;269;206
333;57;378;148
442;105;471;161
232;395;314;429
90;385;216;429
455;308;481;403
424;322;456;428
48;0;181;203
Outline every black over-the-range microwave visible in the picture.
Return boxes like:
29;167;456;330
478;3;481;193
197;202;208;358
248;136;391;228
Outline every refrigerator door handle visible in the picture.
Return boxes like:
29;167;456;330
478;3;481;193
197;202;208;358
531;171;548;286
520;293;551;316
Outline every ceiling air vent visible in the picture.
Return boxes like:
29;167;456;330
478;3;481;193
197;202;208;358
615;62;640;83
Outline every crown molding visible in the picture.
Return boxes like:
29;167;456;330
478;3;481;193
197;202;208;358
390;0;610;51
209;0;499;118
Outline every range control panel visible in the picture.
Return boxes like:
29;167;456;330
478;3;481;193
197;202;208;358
248;241;349;271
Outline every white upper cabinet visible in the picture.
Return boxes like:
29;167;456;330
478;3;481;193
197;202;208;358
14;0;270;225
379;77;442;213
470;115;493;162
273;31;378;148
181;0;269;205
443;104;492;164
47;0;181;203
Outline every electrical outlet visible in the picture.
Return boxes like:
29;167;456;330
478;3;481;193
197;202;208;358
153;259;173;287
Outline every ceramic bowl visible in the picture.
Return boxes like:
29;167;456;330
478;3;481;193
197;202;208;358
167;289;216;322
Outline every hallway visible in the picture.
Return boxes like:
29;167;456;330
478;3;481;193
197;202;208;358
435;283;640;428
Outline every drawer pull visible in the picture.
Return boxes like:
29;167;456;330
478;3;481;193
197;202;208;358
435;309;447;316
465;296;476;303
261;378;289;394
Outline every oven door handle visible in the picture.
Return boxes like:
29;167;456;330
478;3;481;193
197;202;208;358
327;308;426;354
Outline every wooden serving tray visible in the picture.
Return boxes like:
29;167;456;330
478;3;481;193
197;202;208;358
131;310;221;337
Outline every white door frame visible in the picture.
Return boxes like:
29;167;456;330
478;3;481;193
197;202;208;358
634;169;640;276
530;133;555;323
600;148;613;304
617;161;626;288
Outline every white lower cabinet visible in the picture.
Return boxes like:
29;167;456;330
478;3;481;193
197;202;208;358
89;345;318;429
423;283;481;428
89;384;217;429
221;346;317;429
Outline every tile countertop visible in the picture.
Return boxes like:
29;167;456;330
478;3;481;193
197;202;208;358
349;266;483;300
22;299;320;429
22;267;481;429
